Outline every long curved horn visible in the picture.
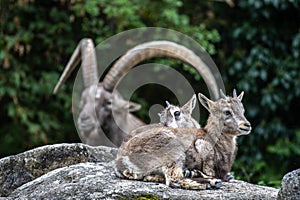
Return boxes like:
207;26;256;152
102;41;221;100
53;38;98;94
81;39;98;88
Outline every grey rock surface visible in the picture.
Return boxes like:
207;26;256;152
1;143;279;199
0;143;117;196
277;168;300;200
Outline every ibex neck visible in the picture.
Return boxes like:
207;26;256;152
204;115;237;179
203;116;222;144
204;115;237;145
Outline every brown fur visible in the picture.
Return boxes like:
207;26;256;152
115;90;251;189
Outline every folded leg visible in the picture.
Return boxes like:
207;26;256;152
184;169;222;188
163;163;211;190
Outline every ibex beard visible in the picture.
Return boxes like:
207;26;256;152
115;90;251;190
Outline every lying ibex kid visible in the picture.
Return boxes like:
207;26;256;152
115;90;251;190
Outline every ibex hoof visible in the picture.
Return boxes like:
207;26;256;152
184;169;191;178
214;181;223;189
225;173;234;182
206;183;212;189
205;179;222;189
209;179;223;189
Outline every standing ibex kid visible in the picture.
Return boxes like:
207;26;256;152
115;90;251;190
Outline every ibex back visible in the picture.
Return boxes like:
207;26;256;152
115;90;251;190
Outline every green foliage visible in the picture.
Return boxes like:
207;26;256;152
1;0;299;188
0;0;218;156
0;1;80;156
207;0;300;187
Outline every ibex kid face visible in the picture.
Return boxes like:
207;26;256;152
217;97;251;135
199;90;251;136
160;105;181;128
159;95;197;128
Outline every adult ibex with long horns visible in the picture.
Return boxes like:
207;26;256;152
53;39;222;147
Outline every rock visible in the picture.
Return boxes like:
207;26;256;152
8;162;279;200
0;144;279;199
0;143;117;196
277;168;300;200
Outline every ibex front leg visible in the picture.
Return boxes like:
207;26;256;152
183;138;223;188
162;163;212;190
183;169;223;189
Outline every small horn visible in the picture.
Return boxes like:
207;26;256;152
233;89;237;98
220;89;227;99
165;101;171;107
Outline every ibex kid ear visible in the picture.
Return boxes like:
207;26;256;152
198;93;214;112
237;91;244;101
127;101;142;112
181;94;197;114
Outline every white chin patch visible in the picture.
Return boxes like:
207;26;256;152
166;120;178;128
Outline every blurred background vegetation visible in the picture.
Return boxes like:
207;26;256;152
0;0;299;188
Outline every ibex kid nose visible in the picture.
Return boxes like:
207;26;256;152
244;122;251;128
238;121;252;133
